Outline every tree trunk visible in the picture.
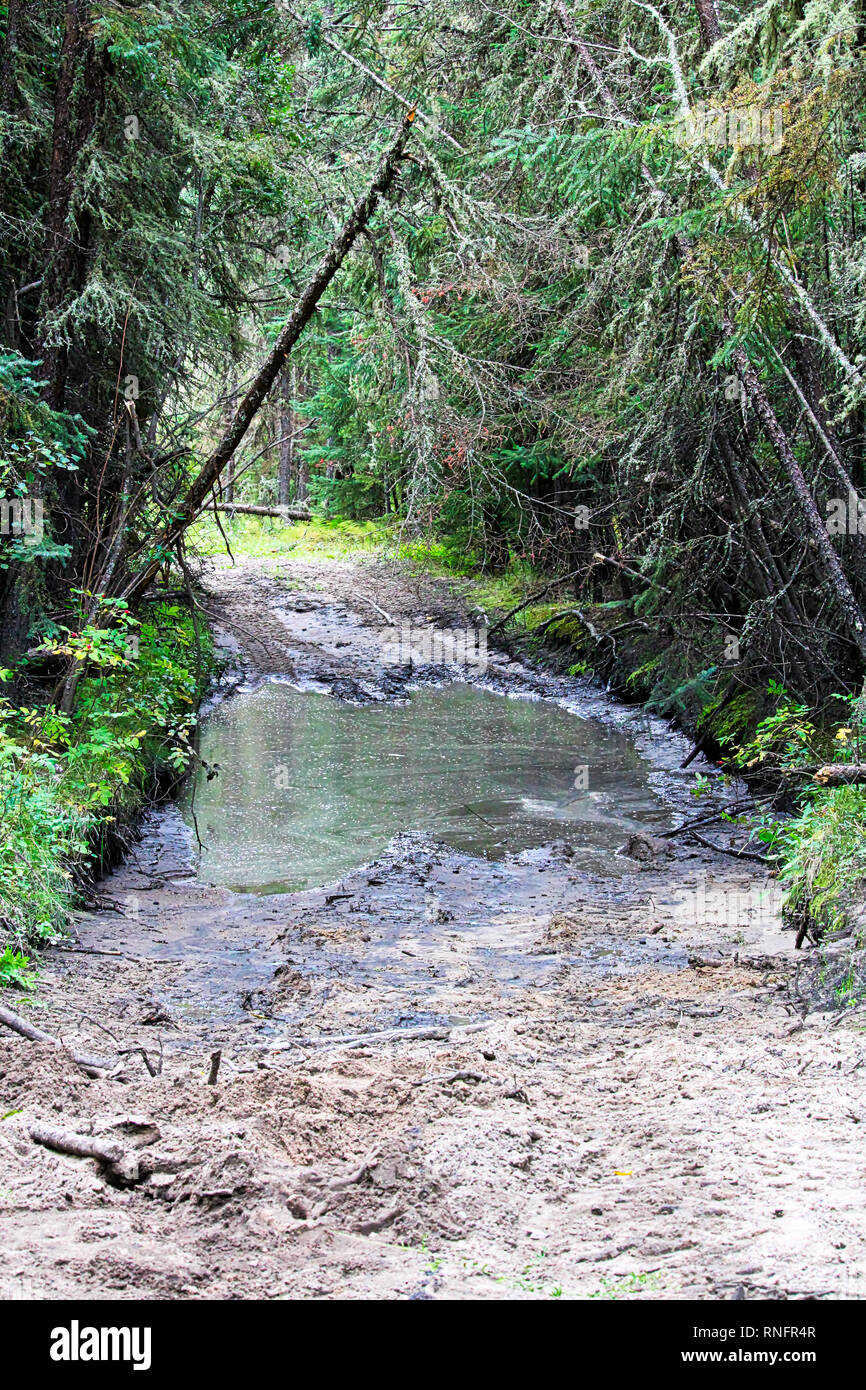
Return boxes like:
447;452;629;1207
211;502;310;520
693;0;722;46
0;0;25;118
38;0;106;411
277;363;295;505
812;764;866;787
222;370;237;503
730;340;866;663
297;372;310;505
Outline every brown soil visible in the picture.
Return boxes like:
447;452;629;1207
1;552;864;1301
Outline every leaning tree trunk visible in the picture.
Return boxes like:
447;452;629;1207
728;339;866;663
120;109;417;607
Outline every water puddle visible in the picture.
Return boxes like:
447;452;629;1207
181;682;671;892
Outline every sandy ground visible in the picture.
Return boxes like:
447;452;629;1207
1;552;864;1301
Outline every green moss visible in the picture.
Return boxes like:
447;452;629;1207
625;654;663;697
539;615;589;647
698;689;762;748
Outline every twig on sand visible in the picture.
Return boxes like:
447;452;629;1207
78;1013;160;1078
0;1005;116;1078
655;801;754;838
249;1020;491;1056
685;829;770;863
412;1070;489;1086
119;1045;161;1078
354;594;395;624
50;944;178;965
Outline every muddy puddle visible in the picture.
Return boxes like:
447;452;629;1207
180;681;672;893
65;674;699;1035
64;566;757;1037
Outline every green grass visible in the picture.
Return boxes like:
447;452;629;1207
191;513;390;562
588;1271;662;1299
728;689;866;975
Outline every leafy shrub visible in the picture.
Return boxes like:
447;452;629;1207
0;599;213;984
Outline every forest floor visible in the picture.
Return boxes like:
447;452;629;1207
1;551;865;1301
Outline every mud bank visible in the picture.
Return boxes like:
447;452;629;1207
1;553;864;1301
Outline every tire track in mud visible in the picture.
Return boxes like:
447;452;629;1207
1;553;864;1301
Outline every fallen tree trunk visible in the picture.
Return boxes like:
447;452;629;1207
29;1121;124;1167
211;503;311;520
771;764;866;786
812;764;866;788
121;110;417;606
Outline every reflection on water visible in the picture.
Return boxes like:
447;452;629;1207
181;682;668;892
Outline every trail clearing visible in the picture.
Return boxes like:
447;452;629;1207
1;555;863;1301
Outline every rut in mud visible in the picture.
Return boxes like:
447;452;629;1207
1;553;864;1301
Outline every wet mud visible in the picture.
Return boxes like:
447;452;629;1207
1;553;863;1301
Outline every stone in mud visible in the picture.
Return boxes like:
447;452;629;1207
140;997;174;1026
618;832;676;862
329;677;372;702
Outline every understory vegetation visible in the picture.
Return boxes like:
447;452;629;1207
3;1;866;990
0;600;213;983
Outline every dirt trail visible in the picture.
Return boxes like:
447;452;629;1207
1;553;864;1301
